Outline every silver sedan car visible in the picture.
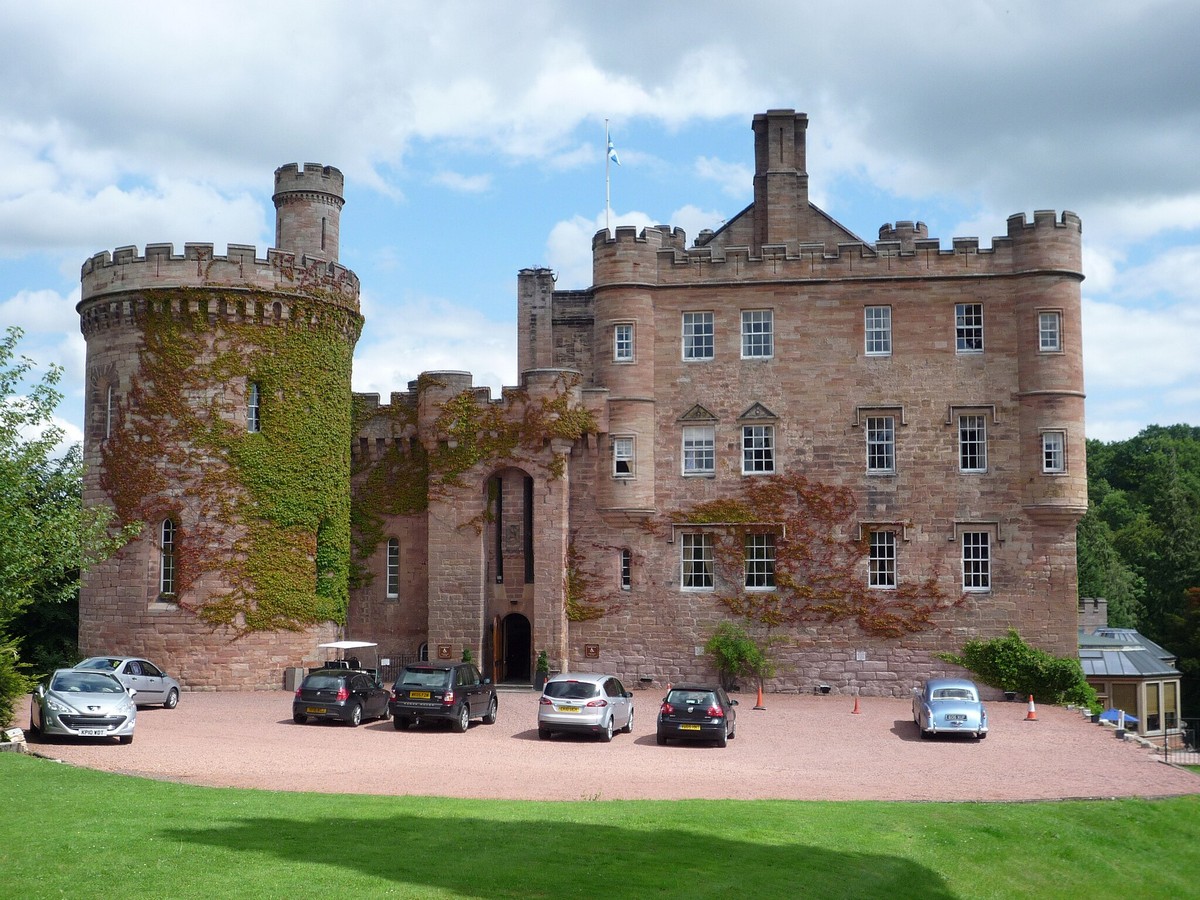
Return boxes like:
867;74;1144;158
537;673;634;742
75;656;181;709
912;677;988;739
30;669;138;744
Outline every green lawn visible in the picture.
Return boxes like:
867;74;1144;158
2;753;1197;899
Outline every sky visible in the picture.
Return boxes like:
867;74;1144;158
2;1;1198;446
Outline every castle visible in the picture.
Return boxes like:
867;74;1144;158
77;110;1087;693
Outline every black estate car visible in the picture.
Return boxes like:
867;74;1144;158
389;663;498;732
293;668;390;726
656;683;738;747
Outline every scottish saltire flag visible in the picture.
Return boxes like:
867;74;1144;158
607;135;620;166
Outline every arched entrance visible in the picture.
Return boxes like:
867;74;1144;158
500;613;532;683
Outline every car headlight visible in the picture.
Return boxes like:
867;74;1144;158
44;696;76;715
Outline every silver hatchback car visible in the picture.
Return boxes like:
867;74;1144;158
537;673;634;742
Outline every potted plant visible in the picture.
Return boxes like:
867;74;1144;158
535;650;549;689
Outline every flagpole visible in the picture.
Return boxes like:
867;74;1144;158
605;119;611;233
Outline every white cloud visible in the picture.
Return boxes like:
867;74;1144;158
1082;297;1200;390
431;171;492;194
694;156;753;199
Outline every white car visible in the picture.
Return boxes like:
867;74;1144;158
30;669;137;744
537;673;634;742
75;656;181;709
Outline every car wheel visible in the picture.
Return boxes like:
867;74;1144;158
656;732;668;746
393;716;409;731
622;708;634;734
163;688;179;710
347;702;363;727
538;727;552;740
919;728;931;740
451;704;469;733
977;731;988;740
600;717;614;743
483;696;498;725
728;723;736;740
293;712;307;724
118;735;133;745
28;705;40;736
717;728;728;748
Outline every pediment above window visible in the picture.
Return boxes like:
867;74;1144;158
737;402;777;422
678;404;718;423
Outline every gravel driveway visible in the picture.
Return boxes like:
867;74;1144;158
26;689;1200;802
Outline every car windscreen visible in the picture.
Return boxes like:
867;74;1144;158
301;675;344;691
544;681;600;701
932;688;977;701
667;690;715;707
52;672;124;693
399;669;449;688
75;658;120;670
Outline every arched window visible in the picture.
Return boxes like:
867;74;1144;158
160;519;177;598
247;382;261;433
386;538;400;599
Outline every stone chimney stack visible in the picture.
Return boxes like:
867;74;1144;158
752;109;808;253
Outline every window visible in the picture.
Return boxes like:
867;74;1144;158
612;436;634;477
741;310;773;358
620;549;631;590
681;533;714;590
105;385;115;439
961;532;991;591
865;306;892;356
386;537;399;599
869;530;896;588
742;425;775;474
682;425;715;475
160;519;177;598
744;533;776;589
866;416;895;473
682;312;714;360
958;415;987;472
247;381;261;433
1041;431;1065;473
614;323;634;361
1038;311;1062;352
955;303;983;352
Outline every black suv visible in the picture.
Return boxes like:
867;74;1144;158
389;663;498;732
293;668;390;726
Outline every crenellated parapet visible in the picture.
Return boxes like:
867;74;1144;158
592;210;1082;287
80;242;360;304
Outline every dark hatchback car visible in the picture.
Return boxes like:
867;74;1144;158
389;662;498;732
656;683;738;747
292;668;390;726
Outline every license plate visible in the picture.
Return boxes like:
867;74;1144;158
946;714;967;721
306;707;327;714
558;706;581;713
409;691;430;700
78;728;108;736
680;724;702;731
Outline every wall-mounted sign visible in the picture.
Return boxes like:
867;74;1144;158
584;643;600;659
437;644;452;660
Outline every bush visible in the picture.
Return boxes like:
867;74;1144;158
704;622;772;691
0;636;37;729
937;629;1099;710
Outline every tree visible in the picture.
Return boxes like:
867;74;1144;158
1076;506;1145;627
0;326;134;726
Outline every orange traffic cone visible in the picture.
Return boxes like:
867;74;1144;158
1025;695;1038;722
851;695;861;714
753;682;766;710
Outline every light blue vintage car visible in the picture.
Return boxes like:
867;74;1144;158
912;678;988;740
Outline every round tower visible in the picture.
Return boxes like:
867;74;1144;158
273;163;345;262
77;164;362;690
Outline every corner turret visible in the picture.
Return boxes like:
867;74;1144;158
274;163;345;262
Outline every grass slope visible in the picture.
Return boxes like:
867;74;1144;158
2;753;1197;899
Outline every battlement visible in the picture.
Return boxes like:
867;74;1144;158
591;210;1082;286
273;163;345;202
79;242;360;308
